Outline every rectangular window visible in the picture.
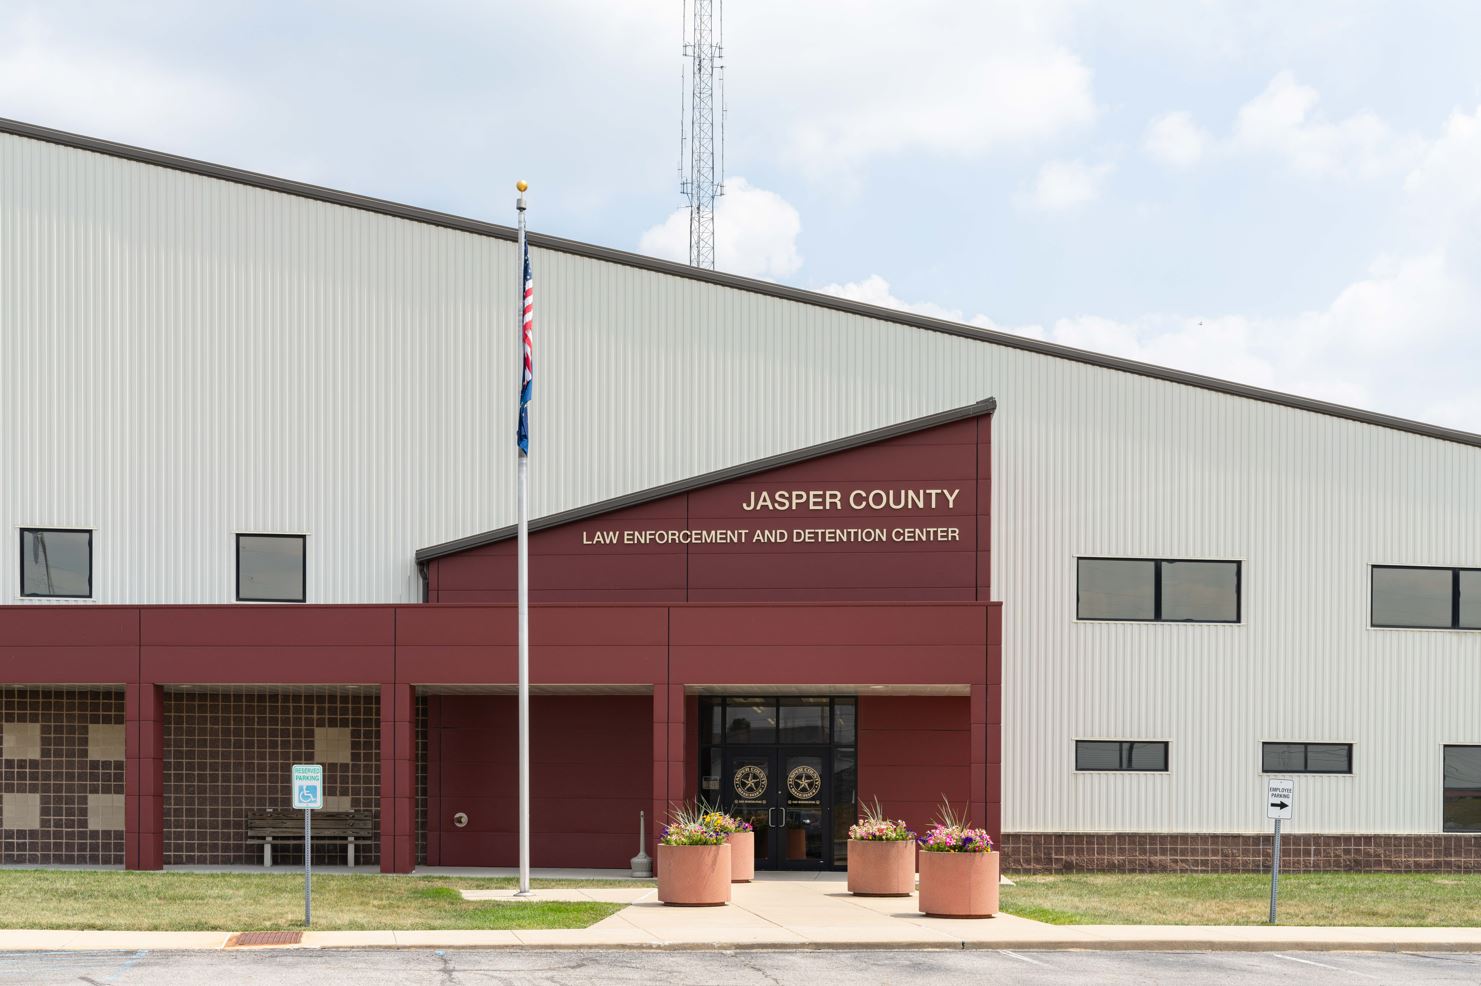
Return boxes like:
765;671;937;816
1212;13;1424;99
1443;746;1481;834
19;528;93;598
1075;740;1168;772
1262;742;1352;774
236;533;306;602
1372;565;1481;630
1077;558;1240;623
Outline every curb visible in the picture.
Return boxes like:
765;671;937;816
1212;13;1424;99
6;936;1481;954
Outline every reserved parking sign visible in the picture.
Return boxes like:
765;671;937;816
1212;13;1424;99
292;763;324;810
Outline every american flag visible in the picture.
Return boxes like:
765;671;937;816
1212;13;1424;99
517;240;533;455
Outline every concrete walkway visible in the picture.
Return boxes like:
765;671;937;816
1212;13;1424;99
3;873;1481;952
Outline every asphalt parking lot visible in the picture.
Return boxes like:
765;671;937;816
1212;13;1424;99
7;947;1481;985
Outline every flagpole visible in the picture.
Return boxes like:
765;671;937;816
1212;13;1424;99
514;180;533;897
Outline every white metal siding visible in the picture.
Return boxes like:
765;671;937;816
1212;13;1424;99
3;132;1480;835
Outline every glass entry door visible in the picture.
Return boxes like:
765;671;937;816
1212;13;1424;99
702;697;856;871
776;748;828;869
722;748;830;870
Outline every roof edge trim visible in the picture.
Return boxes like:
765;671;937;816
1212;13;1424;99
415;398;996;562
6;117;1481;452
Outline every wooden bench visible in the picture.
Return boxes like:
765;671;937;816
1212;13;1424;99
246;809;376;867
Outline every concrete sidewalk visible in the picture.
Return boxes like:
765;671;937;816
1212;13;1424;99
3;874;1480;952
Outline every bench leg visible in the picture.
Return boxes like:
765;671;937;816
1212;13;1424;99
264;837;272;868
348;837;355;870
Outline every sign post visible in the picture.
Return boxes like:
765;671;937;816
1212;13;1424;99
1266;777;1293;924
292;764;324;926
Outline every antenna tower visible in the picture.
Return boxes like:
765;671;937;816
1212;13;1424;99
679;0;724;269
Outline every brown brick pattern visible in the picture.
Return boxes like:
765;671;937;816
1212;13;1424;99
0;689;125;865
163;691;380;865
1001;833;1481;873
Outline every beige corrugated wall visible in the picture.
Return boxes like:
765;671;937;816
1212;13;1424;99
3;131;1480;835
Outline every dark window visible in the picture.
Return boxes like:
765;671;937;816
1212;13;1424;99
779;698;828;743
1077;559;1155;620
1372;566;1481;630
1075;740;1168;771
1077;558;1240;623
1262;742;1352;774
833;701;856;746
236;534;306;602
723;699;776;745
1460;570;1481;630
1443;746;1481;834
20;528;92;598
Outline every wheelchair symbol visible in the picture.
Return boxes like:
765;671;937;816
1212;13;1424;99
295;783;320;807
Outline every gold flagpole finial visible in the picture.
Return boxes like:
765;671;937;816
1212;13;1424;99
516;180;528;192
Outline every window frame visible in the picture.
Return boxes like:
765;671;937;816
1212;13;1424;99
19;527;94;599
1260;742;1353;775
1074;739;1170;773
1076;557;1242;624
1371;565;1481;630
235;533;307;603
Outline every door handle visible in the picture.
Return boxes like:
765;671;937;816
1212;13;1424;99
768;807;782;828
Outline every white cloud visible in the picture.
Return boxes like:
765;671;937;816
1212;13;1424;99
1232;71;1425;179
1403;104;1481;239
638;177;802;279
1143;111;1209;168
1144;72;1426;180
735;2;1095;182
1026;159;1113;211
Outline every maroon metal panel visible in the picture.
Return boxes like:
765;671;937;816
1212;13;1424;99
430;696;652;867
395;605;667;684
0;607;137;684
424;416;990;604
857;697;973;843
140;606;394;645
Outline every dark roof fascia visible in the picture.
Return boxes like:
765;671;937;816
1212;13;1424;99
5;117;1481;452
415;398;996;562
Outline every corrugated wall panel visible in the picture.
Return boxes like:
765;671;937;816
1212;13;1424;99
4;131;1480;835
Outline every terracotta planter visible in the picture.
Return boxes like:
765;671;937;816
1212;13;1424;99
726;831;755;882
846;839;916;896
917;850;999;918
657;843;732;906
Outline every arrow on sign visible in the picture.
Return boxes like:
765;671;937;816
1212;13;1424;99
1270;801;1289;810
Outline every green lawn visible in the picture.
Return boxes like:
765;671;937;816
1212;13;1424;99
1001;872;1481;926
0;871;649;931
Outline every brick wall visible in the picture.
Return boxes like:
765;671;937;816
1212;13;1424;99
163;690;380;866
1002;833;1481;873
0;689;126;865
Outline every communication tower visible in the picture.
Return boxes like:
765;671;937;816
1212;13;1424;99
679;0;724;269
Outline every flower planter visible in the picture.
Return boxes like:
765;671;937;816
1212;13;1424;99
657;843;732;906
726;831;755;882
917;850;999;918
846;839;916;896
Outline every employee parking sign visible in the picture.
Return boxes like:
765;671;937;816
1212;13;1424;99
292;763;324;810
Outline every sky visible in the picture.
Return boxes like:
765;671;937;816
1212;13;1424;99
4;1;1481;431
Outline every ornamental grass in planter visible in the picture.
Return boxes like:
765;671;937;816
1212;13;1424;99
916;802;998;918
657;805;732;906
846;799;917;897
702;810;756;883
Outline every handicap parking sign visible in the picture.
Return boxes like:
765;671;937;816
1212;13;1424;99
292;764;324;810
